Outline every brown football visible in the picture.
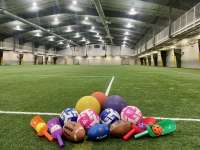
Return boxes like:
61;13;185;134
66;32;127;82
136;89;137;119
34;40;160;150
110;120;131;137
63;121;86;142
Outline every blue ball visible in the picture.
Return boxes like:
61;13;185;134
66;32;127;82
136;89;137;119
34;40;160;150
59;108;79;127
100;108;120;126
87;124;109;141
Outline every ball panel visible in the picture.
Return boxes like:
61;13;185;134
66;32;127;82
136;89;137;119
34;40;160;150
91;91;107;107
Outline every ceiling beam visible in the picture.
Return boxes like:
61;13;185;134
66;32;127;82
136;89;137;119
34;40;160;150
0;8;78;46
90;0;113;44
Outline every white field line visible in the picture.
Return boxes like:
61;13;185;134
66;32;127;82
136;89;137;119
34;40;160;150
105;76;115;96
0;110;200;122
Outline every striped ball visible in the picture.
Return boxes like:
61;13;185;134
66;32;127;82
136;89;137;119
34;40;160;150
121;106;142;125
77;109;100;129
59;108;79;127
100;108;120;126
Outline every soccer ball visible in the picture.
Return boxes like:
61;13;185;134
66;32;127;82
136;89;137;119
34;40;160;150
77;109;100;129
59;108;79;127
100;108;120;126
121;106;142;125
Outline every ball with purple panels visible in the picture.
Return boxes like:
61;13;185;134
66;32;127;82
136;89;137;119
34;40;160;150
121;106;143;125
100;108;120;126
59;108;79;126
47;117;64;147
77;109;100;129
103;95;127;114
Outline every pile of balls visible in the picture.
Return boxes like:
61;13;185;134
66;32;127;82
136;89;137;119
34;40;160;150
30;91;174;148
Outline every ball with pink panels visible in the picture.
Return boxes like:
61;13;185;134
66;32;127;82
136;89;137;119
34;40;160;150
121;106;143;125
77;109;100;129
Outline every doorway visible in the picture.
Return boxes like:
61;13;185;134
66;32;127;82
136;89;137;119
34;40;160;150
45;57;48;65
147;56;151;66
37;56;43;65
153;54;158;66
174;49;182;68
140;58;144;65
161;51;167;67
34;55;37;65
53;57;57;64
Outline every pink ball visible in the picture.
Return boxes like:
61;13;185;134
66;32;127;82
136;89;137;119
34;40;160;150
77;109;100;129
121;106;142;125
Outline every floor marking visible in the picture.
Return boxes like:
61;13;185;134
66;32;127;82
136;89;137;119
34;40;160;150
0;111;59;116
0;111;200;122
105;76;115;96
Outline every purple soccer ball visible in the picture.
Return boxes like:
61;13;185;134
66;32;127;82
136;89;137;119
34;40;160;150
103;95;128;114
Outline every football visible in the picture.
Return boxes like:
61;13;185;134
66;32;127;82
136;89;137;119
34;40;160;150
87;124;109;141
110;120;131;137
63;121;86;142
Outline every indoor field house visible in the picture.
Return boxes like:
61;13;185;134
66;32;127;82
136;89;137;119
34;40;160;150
1;0;200;150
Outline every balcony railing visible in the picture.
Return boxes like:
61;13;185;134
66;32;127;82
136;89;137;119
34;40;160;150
137;2;200;55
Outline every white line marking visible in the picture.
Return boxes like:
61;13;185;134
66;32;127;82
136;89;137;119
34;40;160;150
105;76;115;96
0;111;59;116
0;110;200;122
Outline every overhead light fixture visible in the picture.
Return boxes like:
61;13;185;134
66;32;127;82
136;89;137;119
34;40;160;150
66;44;70;48
123;41;126;44
15;25;23;31
35;32;42;37
81;37;86;42
58;41;64;45
72;0;77;5
96;33;100;36
91;26;95;30
75;32;81;38
86;40;90;44
124;31;129;35
129;8;137;15
31;2;39;11
52;17;60;25
84;16;89;21
65;26;72;32
126;23;132;28
124;37;128;41
49;37;55;42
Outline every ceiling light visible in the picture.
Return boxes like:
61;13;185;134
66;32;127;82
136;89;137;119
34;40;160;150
96;33;100;36
123;41;126;44
84;16;89;21
91;26;95;30
75;33;81;38
72;0;77;5
30;2;39;12
65;26;72;32
129;8;137;15
52;17;60;25
124;31;129;35
49;37;54;41
124;37;128;41
35;32;42;37
58;41;64;45
66;44;70;48
126;23;132;28
15;25;23;31
86;40;90;44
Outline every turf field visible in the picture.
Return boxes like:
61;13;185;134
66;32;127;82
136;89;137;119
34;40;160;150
0;65;200;150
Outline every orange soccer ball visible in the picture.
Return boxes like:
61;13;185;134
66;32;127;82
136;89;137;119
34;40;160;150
152;124;162;136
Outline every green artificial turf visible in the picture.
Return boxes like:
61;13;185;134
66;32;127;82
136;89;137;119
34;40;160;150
0;65;200;150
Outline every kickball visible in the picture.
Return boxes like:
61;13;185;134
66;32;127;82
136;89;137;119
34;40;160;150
91;91;107;107
75;96;101;114
103;95;127;113
77;109;100;129
121;106;142;125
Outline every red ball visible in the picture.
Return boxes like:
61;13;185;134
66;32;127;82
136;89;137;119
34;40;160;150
91;91;107;107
